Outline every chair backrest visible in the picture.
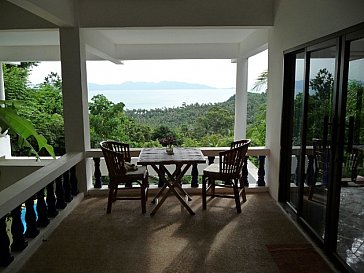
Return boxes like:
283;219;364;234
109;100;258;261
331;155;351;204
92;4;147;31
220;140;250;175
100;141;129;181
342;149;359;181
230;139;250;149
101;140;131;162
312;138;330;185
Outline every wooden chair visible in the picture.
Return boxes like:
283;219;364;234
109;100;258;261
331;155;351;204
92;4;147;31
100;141;149;213
308;138;329;200
341;148;360;186
202;140;250;213
230;139;250;186
309;138;361;200
230;139;251;149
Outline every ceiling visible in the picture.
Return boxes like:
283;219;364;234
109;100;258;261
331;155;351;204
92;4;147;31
0;27;267;62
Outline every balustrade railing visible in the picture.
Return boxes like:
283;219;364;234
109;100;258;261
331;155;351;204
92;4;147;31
0;147;269;270
86;146;269;189
0;153;83;269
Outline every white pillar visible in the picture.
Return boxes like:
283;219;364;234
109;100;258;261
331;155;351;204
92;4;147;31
0;62;12;157
59;27;92;192
0;62;5;101
234;58;248;140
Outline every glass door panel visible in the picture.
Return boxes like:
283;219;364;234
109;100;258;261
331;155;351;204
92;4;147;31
337;38;364;272
289;52;305;209
302;46;336;239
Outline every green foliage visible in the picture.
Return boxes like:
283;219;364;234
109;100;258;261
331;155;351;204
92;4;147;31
88;94;154;147
3;63;31;101
2;63;61;157
0;101;55;159
4;61;268;154
346;80;364;144
125;92;266;147
306;68;334;144
193;106;234;138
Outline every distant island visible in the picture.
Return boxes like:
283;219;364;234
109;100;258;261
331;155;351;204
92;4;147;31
87;81;222;90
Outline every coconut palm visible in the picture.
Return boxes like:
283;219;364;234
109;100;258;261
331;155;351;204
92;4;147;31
252;70;268;92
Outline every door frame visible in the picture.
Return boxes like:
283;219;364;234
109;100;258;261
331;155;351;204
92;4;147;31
279;22;364;273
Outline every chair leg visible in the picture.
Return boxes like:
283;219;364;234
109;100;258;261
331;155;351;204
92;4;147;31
107;187;115;214
141;176;148;214
141;187;146;214
211;179;215;197
240;186;247;203
202;175;207;210
308;186;314;200
233;180;241;213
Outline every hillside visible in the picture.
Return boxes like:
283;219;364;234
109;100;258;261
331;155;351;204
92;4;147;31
125;92;266;130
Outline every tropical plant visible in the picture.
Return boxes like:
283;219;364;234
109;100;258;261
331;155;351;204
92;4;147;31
0;100;55;159
252;70;268;92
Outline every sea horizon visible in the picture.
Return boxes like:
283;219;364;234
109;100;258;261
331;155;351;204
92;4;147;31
88;88;236;110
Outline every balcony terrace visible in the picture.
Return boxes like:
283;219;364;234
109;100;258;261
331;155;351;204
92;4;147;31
1;0;364;272
0;146;337;273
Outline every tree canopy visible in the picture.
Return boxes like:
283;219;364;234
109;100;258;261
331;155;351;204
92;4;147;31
2;63;267;157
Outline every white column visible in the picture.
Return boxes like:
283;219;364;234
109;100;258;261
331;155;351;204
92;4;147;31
0;62;5;101
234;57;248;140
59;27;92;192
0;62;12;157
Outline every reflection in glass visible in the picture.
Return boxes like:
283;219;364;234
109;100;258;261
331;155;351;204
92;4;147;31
337;38;364;273
289;52;305;209
302;46;336;239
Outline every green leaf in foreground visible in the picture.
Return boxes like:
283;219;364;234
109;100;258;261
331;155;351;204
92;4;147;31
0;104;55;159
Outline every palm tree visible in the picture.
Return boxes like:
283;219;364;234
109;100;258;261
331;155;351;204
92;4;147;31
252;70;268;92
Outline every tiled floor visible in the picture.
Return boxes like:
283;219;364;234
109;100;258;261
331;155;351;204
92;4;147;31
337;186;364;273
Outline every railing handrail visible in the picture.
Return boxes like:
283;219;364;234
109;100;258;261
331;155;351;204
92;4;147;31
85;146;270;158
0;152;84;219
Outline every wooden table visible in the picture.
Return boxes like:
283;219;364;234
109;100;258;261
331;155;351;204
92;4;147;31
137;147;206;216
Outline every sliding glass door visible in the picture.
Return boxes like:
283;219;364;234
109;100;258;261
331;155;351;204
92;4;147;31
281;24;364;273
302;45;337;239
336;36;364;273
288;52;305;210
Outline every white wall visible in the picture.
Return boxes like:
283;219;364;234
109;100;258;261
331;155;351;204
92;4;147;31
267;0;364;200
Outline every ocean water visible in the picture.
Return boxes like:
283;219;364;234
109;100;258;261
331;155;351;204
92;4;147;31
88;89;235;110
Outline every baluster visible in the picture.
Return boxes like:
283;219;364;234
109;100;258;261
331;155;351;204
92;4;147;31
93;157;103;188
158;167;165;188
0;216;14;266
24;197;40;238
191;163;199;187
11;206;28;251
207;156;215;165
70;166;79;196
241;156;249;187
306;154;315;186
55;176;67;210
47;181;58;218
257;156;266;186
36;188;49;227
63;170;73;202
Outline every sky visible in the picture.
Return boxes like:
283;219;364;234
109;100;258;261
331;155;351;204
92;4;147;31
28;50;268;91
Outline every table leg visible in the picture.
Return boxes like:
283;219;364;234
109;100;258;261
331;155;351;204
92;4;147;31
150;165;168;204
149;163;196;216
150;181;195;216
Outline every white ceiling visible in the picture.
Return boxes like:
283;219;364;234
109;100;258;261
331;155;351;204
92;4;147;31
0;27;267;62
98;28;256;45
